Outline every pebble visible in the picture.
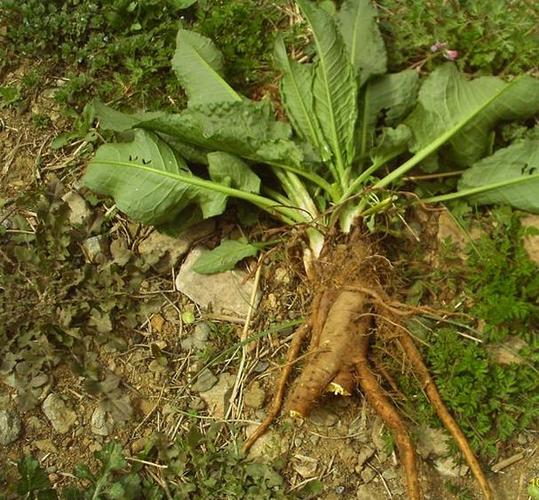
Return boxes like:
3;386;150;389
42;394;77;434
191;368;218;393
243;381;265;409
34;439;57;454
180;322;210;351
198;373;235;418
361;467;376;483
356;446;375;470
0;409;21;445
309;407;338;427
91;406;114;436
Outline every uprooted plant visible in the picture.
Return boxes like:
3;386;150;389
81;0;539;497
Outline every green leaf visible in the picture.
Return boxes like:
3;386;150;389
274;36;330;160
337;0;387;86
297;0;358;179
372;124;412;163
406;64;539;166
456;137;539;213
193;240;258;274
207;152;261;193
138;100;304;167
94;101;164;132
84;130;227;224
172;29;241;107
358;70;419;159
16;456;57;498
168;0;197;8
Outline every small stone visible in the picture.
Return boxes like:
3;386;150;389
487;336;528;365
198;373;235;418
131;437;147;454
309;407;338;427
356;483;384;500
246;425;284;463
82;236;108;264
89;442;102;453
48;473;59;482
61;191;90;225
0;409;22;445
181;322;210;351
274;267;290;284
361;467;376;483
293;454;318;478
434;456;469;477
382;469;397;481
35;439;57;454
244;381;265;409
150;314;166;333
138;399;155;416
338;447;357;471
91;407;114;436
42;394;76;434
176;247;261;318
253;360;269;373
517;433;528;445
189;397;206;411
356;446;375;470
191;369;218;393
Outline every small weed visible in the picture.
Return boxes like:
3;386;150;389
401;208;539;459
379;0;539;74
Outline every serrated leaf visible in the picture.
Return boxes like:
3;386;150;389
172;30;241;107
457;137;539;213
406;64;539;166
208;152;261;193
274;36;330;160
16;456;56;498
297;0;358;173
96;442;127;471
358;70;419;159
337;0;387;85
193;240;258;274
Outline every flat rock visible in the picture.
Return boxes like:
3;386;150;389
176;246;261;318
139;221;215;269
91;406;114;436
191;368;218;393
198;373;235;418
521;215;539;265
180;322;210;351
42;394;77;434
308;406;338;427
0;409;21;445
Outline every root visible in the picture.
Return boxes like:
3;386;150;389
355;327;421;500
399;333;494;500
286;290;368;416
242;322;311;454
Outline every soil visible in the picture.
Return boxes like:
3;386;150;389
1;63;538;500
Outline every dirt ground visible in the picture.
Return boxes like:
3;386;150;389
1;64;538;500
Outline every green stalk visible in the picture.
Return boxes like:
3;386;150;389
93;160;303;224
421;171;539;204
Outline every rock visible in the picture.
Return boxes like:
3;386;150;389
131;437;147;454
82;235;108;264
356;483;385;500
246;425;284;463
198;373;235;418
139;221;215;270
253;360;269;373
61;191;91;225
355;446;375;471
522;215;539;265
180;322;210;351
274;267;290;284
176;247;261;318
360;466;376;483
244;381;265;409
309;407;338;427
91;407;114;436
434;456;469;477
487;336;528;365
416;426;450;459
0;409;21;445
42;394;77;434
34;439;57;454
436;211;482;259
138;399;155;416
292;454;318;478
191;369;218;393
